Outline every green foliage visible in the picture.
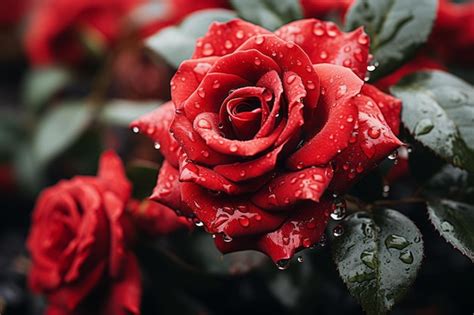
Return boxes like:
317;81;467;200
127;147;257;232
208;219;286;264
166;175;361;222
345;0;437;80
332;209;423;315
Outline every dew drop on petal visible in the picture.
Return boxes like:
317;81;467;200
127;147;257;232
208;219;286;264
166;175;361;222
202;43;214;56
333;224;344;237
367;127;381;139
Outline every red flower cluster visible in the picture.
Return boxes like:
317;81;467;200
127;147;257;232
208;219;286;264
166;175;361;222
24;0;228;65
27;151;188;315
132;18;402;262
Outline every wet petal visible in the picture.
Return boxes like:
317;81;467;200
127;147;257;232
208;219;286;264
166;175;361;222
252;167;333;210
361;84;402;136
330;94;403;193
130;102;180;167
287;64;362;169
193;19;271;58
194;112;285;156
275;19;370;79
180;182;286;238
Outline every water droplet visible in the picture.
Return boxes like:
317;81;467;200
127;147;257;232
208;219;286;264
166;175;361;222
255;35;265;45
336;84;347;99
255;213;262;221
223;234;233;242
320;50;328;59
399;250;414;264
132;126;140;133
236;30;244;39
356;163;364;173
333;224;344;237
154;142;161;149
229;144;238;152
358;33;369;45
202;43;214;56
254;57;262;65
201;150;210;157
382;184;390;198
276;259;291;270
306;65;313;72
197;119;211;129
197;88;206;98
297;256;304;263
238;217;250;227
360;250;376;269
287;74;297;84
303;238;312;248
224;40;233;49
331;199;346;221
368;127;381;139
307;80;315;90
414;118;434;136
194;220;204;227
385;234;410;250
344;46;351;53
367;65;376;72
343;59;352;67
441;221;454;232
388;150;398;160
286;41;295;48
313;23;325;36
212;80;220;89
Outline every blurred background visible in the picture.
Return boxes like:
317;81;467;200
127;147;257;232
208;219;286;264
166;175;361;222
0;0;473;314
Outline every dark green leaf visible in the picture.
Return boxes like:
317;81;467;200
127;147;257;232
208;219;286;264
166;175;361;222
100;99;160;127
33;101;94;165
427;199;474;262
345;0;437;80
146;9;237;68
391;70;474;172
23;67;72;110
425;165;474;203
230;0;302;31
332;209;423;315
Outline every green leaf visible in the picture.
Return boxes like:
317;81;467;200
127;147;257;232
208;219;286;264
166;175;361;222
345;0;437;80
100;99;160;127
425;165;474;203
332;209;423;315
126;159;161;199
427;199;474;262
230;0;302;31
23;67;72;111
146;9;237;68
391;70;474;172
33;102;94;165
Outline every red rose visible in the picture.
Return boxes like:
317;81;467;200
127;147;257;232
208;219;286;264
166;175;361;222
128;199;192;236
0;0;30;26
27;151;141;315
24;0;141;65
132;18;402;263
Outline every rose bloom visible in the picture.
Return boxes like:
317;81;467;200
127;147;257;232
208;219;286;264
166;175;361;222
132;18;402;263
27;151;141;315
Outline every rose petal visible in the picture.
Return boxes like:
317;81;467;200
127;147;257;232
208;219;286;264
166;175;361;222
103;253;142;315
255;70;283;138
171;57;218;107
179;156;269;195
180;182;286;238
275;19;370;79
213;144;284;182
130;102;180;167
170;111;235;165
252;167;333;210
103;191;126;278
276;72;306;145
193;19;271;58
330;93;403;193
182;72;250;121
361;84;402;136
150;160;192;216
215;199;332;262
47;261;107;311
97;151;131;202
237;34;320;118
287;64;363;169
208;49;281;82
194;112;285;156
129;200;192;236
